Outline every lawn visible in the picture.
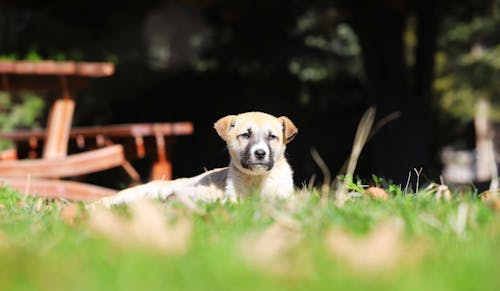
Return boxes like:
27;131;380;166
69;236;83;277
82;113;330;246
0;184;499;291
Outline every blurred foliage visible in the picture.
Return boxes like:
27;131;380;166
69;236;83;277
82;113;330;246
0;92;45;150
0;48;69;62
289;21;361;82
0;50;47;150
435;1;500;122
188;3;364;107
0;93;44;130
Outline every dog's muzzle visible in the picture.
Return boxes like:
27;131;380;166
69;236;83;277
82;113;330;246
241;147;274;172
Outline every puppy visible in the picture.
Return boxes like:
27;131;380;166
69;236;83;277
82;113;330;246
98;112;298;206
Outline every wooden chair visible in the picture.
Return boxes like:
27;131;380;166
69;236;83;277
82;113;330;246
0;144;125;178
0;177;117;201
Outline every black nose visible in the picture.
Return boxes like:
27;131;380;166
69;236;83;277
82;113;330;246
254;149;266;160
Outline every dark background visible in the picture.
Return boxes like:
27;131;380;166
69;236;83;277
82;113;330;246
1;0;498;188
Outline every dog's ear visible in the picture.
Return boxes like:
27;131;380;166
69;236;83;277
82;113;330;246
214;115;237;141
279;116;298;144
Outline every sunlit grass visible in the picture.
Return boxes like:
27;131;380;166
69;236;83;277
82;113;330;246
0;185;499;291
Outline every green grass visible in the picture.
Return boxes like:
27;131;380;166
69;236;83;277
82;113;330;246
0;185;499;291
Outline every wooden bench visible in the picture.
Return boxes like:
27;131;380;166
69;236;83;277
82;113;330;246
0;122;194;181
0;177;117;201
0;93;128;200
0;144;125;178
0;60;193;201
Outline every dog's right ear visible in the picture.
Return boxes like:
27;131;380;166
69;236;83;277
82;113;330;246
214;115;237;141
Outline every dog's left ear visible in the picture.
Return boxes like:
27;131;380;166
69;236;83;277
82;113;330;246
279;116;298;144
214;115;237;141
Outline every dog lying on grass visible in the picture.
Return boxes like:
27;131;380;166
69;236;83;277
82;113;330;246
98;112;298;206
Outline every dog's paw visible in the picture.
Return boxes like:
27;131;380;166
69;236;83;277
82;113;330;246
221;194;239;205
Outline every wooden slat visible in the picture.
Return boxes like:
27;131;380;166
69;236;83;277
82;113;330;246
71;122;194;137
0;61;113;77
76;62;114;77
0;122;194;141
0;62;14;73
43;99;75;159
14;61;77;75
0;177;117;201
0;61;114;91
13;61;37;74
0;145;125;178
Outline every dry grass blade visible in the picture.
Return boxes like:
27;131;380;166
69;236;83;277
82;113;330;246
336;107;376;206
424;180;452;201
368;111;401;139
89;199;192;255
334;111;400;180
22;174;31;202
414;167;423;193
310;147;331;194
451;203;469;237
435;184;451;201
35;197;44;211
404;171;412;194
306;174;316;192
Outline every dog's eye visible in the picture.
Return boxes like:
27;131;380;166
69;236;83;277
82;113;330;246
267;134;278;141
238;132;251;139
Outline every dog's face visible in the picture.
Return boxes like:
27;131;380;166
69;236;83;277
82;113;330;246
214;112;297;175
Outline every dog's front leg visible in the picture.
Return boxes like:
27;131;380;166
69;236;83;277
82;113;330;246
98;181;174;207
223;180;239;204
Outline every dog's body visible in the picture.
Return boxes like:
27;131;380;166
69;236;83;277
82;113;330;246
99;112;297;206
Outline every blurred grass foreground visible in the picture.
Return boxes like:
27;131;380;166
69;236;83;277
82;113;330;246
0;184;499;291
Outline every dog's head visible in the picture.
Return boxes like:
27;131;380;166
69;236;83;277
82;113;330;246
214;112;297;175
